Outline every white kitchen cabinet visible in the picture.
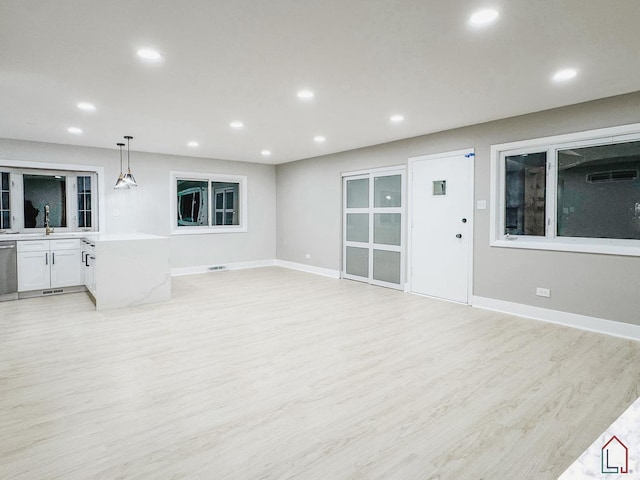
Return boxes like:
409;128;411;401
50;249;82;288
17;251;50;291
81;240;96;296
17;239;82;292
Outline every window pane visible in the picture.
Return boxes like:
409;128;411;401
77;176;84;191
557;141;640;239
225;191;234;209
345;246;368;277
84;211;91;228
1;172;8;191
177;180;208;226
373;250;401;284
78;212;85;228
373;213;401;245
1;211;9;229
346;178;369;208
505;152;546;236
346;213;369;242
212;182;240;226
374;175;401;207
1;192;8;209
23;174;67;228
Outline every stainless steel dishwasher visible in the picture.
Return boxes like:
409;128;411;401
0;240;18;301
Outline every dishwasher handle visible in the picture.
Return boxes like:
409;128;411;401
0;245;15;250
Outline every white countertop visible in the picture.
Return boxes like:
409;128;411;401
0;232;167;242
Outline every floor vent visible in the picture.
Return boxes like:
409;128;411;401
42;289;65;296
208;265;227;271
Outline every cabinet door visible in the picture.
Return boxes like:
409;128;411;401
50;249;82;288
17;251;50;291
85;254;96;294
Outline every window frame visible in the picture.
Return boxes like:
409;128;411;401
490;123;640;257
170;171;248;235
0;160;103;234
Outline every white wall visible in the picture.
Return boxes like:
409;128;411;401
276;92;640;324
0;138;277;268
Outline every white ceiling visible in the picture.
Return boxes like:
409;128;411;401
1;0;639;165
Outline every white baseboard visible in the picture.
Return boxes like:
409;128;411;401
472;295;640;342
171;259;276;277
274;260;341;279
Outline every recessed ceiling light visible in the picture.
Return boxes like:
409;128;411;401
261;150;272;156
77;102;96;111
187;141;199;147
390;114;404;123
469;8;499;27
297;89;314;100
67;127;83;134
314;135;326;143
136;48;163;62
230;121;244;129
552;68;578;82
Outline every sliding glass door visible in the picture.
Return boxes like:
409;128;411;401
342;168;405;289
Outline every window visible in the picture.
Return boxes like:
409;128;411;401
0;172;10;230
77;176;93;228
171;172;247;234
0;167;98;233
504;152;546;236
491;123;640;256
23;174;67;228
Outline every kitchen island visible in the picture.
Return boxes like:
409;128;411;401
85;233;171;310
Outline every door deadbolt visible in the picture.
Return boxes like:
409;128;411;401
456;233;462;239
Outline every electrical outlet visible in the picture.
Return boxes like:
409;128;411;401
305;253;311;259
536;287;551;298
476;200;487;210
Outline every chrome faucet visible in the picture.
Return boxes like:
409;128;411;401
44;204;54;235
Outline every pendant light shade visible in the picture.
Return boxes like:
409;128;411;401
114;142;129;189
123;135;137;186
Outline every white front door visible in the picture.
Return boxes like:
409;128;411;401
410;150;473;303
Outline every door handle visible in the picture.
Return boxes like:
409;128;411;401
456;234;462;239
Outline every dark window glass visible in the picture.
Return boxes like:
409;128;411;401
23;174;67;228
177;180;208;226
557;141;640;239
505;153;546;236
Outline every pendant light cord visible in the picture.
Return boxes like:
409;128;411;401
125;135;133;170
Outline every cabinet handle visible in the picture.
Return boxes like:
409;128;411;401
52;252;55;265
85;255;90;267
45;252;48;265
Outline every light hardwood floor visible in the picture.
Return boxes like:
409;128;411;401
1;267;639;479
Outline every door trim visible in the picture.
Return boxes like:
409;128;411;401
407;148;475;303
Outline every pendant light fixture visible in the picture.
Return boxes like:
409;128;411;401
123;135;137;186
114;142;129;189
